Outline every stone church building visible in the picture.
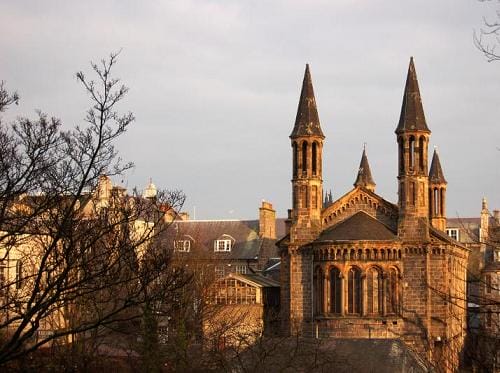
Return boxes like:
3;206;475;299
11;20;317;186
278;59;469;371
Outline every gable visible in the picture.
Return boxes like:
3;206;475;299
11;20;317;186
317;211;398;242
322;187;398;232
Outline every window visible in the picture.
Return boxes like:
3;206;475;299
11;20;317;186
302;141;308;175
387;268;399;314
485;274;492;294
409;136;415;170
235;265;247;274
15;260;22;289
174;240;190;252
347;267;361;314
314;266;323;315
418;136;425;172
215;265;225;278
0;261;5;293
213;278;257;305
214;239;231;252
329;267;342;314
446;228;459;241
367;267;383;315
312;142;317;175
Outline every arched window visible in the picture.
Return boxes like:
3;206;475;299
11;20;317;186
398;138;405;173
409;136;415;170
347;267;361;314
302;141;308;175
312;142;317;175
293;142;298;177
386;268;400;314
440;188;445;216
367;267;382;315
314;266;323;315
329;267;342;314
433;188;439;215
418;136;425;172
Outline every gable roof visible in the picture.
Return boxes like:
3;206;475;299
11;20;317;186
316;211;398;242
321;186;398;233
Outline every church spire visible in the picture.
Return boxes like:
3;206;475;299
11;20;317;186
395;57;430;134
429;148;446;184
354;145;376;192
290;64;324;139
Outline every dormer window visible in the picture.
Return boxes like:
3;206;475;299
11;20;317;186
174;240;191;252
215;239;231;252
446;228;459;241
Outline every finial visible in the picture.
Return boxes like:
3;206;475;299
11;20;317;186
363;142;367;151
482;197;488;211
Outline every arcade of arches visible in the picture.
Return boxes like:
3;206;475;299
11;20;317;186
313;263;401;317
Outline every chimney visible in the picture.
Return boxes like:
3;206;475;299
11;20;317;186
493;210;500;226
259;201;276;239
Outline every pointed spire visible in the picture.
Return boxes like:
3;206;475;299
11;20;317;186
328;190;333;204
354;145;376;191
290;64;324;139
395;57;430;134
429;148;447;184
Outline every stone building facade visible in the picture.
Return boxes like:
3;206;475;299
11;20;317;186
278;59;469;372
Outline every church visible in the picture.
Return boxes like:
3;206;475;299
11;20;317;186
278;59;469;372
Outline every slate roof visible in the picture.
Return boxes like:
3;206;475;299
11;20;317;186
395;57;430;134
316;211;398;242
163;218;286;261
290;64;324;139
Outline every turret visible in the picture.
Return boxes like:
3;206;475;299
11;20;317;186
290;64;324;242
396;57;431;241
428;148;447;231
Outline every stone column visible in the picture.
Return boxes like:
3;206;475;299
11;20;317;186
323;270;328;314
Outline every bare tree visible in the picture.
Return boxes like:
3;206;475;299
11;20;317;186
0;53;189;369
474;0;500;61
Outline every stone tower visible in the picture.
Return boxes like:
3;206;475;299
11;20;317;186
396;57;431;241
353;146;376;192
282;64;324;335
290;64;325;243
428;148;447;231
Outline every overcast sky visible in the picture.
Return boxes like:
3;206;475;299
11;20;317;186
1;0;499;220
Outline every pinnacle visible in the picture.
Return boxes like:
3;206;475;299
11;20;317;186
429;148;446;184
354;147;376;191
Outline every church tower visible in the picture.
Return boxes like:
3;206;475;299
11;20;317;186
428;148;447;231
282;64;324;336
396;57;431;241
290;64;325;243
